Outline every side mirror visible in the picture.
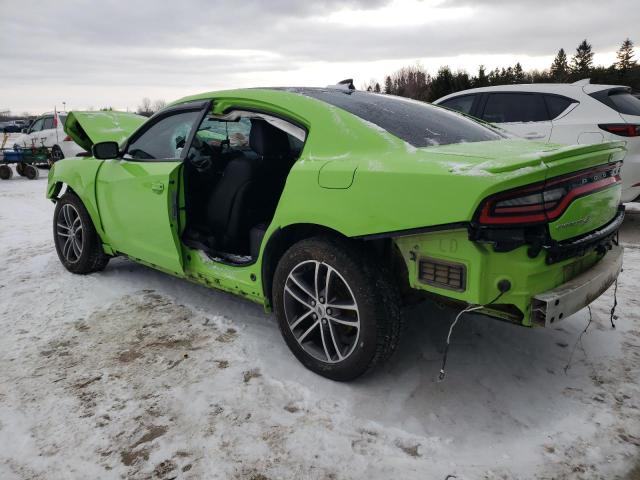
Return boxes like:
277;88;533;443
92;141;120;159
21;128;28;133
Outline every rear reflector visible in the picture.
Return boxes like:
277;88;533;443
418;257;466;292
599;123;640;137
477;162;622;225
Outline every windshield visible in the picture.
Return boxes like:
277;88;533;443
286;88;503;147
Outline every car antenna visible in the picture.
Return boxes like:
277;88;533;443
327;79;356;91
571;78;591;86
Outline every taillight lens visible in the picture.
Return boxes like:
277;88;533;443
477;162;622;225
63;135;72;141
599;123;640;137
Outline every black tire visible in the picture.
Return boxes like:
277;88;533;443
16;163;26;176
53;192;110;274
51;145;64;163
273;236;403;381
0;164;13;180
24;164;39;180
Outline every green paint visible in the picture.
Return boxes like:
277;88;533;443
47;88;625;325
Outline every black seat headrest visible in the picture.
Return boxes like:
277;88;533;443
249;119;291;158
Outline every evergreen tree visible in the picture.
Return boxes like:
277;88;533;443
616;38;637;72
374;82;381;93
570;39;594;77
475;65;489;87
550;48;569;81
513;62;527;83
384;76;393;94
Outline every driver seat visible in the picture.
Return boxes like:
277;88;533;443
203;119;292;254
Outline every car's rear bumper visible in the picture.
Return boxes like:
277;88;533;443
621;152;640;202
530;244;623;327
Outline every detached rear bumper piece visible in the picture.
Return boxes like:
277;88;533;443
531;244;623;327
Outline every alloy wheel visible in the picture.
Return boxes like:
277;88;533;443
56;204;84;263
283;260;360;363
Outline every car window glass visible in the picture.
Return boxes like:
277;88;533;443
286;89;502;147
482;93;549;123
59;114;67;126
29;118;44;133
126;110;201;160
544;95;574;119
191;116;252;155
42;116;54;130
440;95;476;114
608;92;640;116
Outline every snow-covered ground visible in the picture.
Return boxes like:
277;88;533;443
0;172;639;480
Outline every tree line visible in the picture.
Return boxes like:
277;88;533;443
363;38;639;102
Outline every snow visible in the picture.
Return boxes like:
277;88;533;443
1;171;639;479
445;161;494;176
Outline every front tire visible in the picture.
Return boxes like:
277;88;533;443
273;236;403;381
53;192;109;274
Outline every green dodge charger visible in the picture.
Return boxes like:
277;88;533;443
47;86;625;380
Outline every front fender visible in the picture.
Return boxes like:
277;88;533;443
47;157;106;238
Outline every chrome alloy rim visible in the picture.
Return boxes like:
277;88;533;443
283;260;360;363
56;204;83;263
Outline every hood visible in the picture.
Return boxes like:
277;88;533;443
64;111;147;152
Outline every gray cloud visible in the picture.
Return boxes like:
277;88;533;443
0;0;638;112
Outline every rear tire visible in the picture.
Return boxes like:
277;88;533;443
24;164;39;180
272;236;403;381
51;145;64;163
16;163;26;176
0;165;13;180
53;192;110;274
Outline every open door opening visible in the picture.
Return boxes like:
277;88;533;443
181;110;306;265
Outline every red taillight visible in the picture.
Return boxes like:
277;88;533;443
63;135;72;141
599;123;640;137
477;162;622;225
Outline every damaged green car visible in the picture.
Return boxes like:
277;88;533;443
47;87;625;380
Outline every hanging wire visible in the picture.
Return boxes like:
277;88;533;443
609;278;618;329
438;291;504;382
564;306;592;374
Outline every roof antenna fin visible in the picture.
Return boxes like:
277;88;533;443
327;79;356;91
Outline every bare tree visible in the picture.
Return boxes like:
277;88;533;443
137;97;153;117
152;99;167;113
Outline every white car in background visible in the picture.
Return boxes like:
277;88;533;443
434;82;640;202
12;111;85;162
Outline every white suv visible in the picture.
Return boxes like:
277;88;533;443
13;111;85;162
434;82;640;203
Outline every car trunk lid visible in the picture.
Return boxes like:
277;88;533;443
434;139;626;241
64;111;147;152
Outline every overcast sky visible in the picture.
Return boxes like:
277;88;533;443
0;0;638;114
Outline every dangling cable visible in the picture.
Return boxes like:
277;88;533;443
438;290;505;382
564;305;592;374
609;278;618;329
